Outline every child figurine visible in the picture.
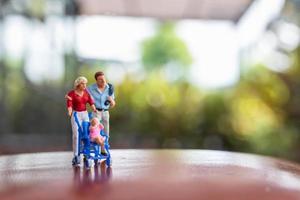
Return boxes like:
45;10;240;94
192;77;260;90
89;117;107;156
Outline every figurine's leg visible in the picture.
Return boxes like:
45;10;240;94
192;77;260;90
102;111;110;137
81;111;90;122
71;115;79;157
94;137;104;150
95;136;107;156
71;111;89;164
92;110;102;123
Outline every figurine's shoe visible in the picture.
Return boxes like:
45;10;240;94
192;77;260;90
72;156;80;166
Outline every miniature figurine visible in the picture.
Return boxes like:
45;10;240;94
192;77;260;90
87;71;116;137
66;76;96;166
89;117;107;156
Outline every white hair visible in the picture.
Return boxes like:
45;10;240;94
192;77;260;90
74;76;88;88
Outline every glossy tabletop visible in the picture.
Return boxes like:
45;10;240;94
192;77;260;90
0;150;300;199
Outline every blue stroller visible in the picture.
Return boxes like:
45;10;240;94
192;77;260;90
72;111;111;168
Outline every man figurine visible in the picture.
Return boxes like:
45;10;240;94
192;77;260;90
87;71;116;137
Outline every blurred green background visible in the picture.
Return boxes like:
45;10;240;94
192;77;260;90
1;0;300;162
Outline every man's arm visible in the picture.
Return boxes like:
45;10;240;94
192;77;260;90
108;96;116;108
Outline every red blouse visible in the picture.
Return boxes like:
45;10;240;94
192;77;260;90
66;89;94;112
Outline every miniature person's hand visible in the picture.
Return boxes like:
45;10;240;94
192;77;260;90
65;95;72;101
107;96;113;101
91;105;97;113
107;96;115;108
67;107;73;117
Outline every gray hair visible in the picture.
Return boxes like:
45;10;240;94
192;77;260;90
74;76;88;89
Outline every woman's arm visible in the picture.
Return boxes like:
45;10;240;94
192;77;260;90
91;104;96;112
67;107;73;117
65;95;72;100
66;91;73;117
86;90;97;112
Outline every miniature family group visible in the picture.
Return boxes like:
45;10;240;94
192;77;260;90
66;71;115;167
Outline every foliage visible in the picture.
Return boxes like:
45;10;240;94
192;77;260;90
141;22;193;72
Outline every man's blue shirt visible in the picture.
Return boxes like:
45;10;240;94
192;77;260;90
87;83;115;109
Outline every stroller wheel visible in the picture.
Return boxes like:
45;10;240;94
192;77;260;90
83;157;91;169
72;156;80;166
94;159;99;166
106;157;112;167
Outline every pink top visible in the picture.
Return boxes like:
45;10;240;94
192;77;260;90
89;123;104;139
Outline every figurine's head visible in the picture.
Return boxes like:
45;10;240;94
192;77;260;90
94;71;107;87
74;76;88;90
90;117;99;126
